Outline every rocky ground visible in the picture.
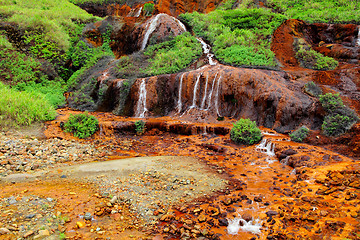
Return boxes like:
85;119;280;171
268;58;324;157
0;110;359;240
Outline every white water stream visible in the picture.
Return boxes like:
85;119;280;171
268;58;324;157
190;73;202;109
206;73;218;110
134;7;142;17
135;79;148;118
357;27;360;47
227;214;262;235
200;74;209;109
141;14;186;50
214;75;222;116
196;37;217;66
176;73;185;113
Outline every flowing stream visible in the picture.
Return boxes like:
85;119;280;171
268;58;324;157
190;73;202;109
357;26;360;47
227;214;262;235
135;79;148;118
196;37;217;66
141;14;186;50
176;73;185;113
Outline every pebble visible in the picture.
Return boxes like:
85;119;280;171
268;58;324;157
0;228;10;235
84;212;92;220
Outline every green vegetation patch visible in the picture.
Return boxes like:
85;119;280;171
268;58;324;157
0;0;99;50
319;93;359;137
180;8;286;67
266;0;360;23
230;118;262;145
0;82;57;126
64;112;99;139
144;32;202;75
134;120;145;134
143;3;155;16
290;126;310;142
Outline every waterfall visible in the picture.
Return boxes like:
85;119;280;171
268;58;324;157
200;74;209;109
141;14;187;50
176;73;185;113
190;73;202;109
196;37;217;66
227;214;262;235
134;7;142;17
135;79;148;118
256;138;275;158
206;73;218;110
214;75;222;116
357;27;360;47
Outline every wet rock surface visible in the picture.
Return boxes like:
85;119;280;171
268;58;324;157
1;111;359;239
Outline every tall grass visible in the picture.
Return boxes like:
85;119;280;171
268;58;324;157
144;32;202;75
180;8;286;67
266;0;360;23
0;82;57;126
0;0;99;50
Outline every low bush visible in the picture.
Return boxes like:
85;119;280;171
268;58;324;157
290;126;310;142
0;82;57;126
180;7;286;67
319;93;345;113
64;112;99;139
322;114;354;137
319;93;359;136
296;48;338;70
143;3;155;16
304;81;322;97
144;32;202;75
134;120;145;134
230;119;262;145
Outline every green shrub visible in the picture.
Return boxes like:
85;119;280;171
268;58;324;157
296;48;338;70
0;48;43;83
134;120;145;134
0;0;99;51
230;119;262;145
265;0;360;23
143;3;155;16
319;93;345;113
304;81;322;97
64;112;99;139
180;8;286;67
322;114;354;137
290;126;310;142
0;82;57;126
144;32;202;75
319;93;359;137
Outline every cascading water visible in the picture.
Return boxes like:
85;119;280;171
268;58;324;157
135;79;148;118
176;73;185;113
227;214;262;235
134;7;142;17
357;27;360;47
141;14;186;50
214;75;222;116
190;73;202;109
196;38;217;66
206;73;218;110
256;138;275;158
200;74;209;109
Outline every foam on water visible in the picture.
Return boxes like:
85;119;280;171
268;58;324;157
227;214;262;235
135;79;148;118
256;138;275;158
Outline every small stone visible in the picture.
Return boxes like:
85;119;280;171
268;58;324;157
25;214;36;219
84;212;92;221
76;221;86;228
110;196;118;204
23;230;34;238
0;228;10;235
